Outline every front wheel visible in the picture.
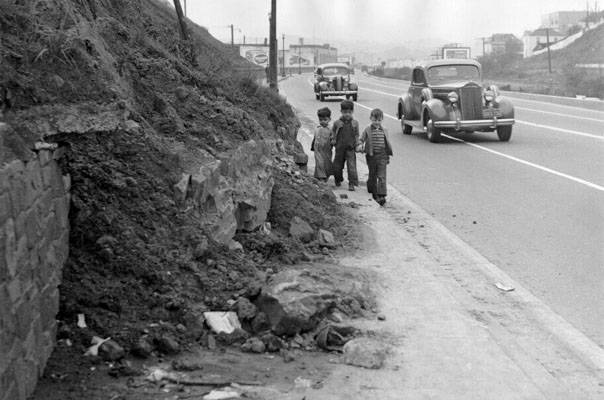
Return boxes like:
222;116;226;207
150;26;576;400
352;94;358;101
426;119;441;143
497;126;512;141
315;93;319;100
319;93;325;102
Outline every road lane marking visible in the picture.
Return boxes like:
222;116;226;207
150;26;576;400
516;106;604;123
515;120;603;140
354;101;398;120
441;134;604;191
359;105;604;192
504;95;604;114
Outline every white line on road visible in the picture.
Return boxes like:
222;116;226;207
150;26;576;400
516;106;604;123
359;105;604;192
515;120;603;140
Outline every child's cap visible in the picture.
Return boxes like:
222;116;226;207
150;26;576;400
317;107;331;118
340;100;354;111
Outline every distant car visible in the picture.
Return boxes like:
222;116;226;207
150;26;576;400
396;59;515;142
313;63;358;101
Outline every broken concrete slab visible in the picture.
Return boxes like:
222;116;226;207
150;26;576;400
204;311;242;334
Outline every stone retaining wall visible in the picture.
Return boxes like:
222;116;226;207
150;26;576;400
0;123;70;400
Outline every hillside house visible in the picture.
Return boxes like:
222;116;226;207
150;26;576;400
522;28;566;58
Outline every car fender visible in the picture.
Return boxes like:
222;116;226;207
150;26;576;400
496;97;515;119
422;98;448;124
349;82;358;91
397;93;413;120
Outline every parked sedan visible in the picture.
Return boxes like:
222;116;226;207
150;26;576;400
396;59;514;142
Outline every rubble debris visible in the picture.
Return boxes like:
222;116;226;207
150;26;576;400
145;367;262;387
203;389;241;399
204;312;242;334
241;337;265;353
76;313;87;329
318;229;336;248
99;339;126;361
377;314;386;321
288;216;314;243
84;336;111;357
293;377;312;389
495;282;515;292
155;334;180;354
132;336;154;358
342;338;390;369
234;297;258;321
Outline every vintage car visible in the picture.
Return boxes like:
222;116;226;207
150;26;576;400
313;63;358;101
396;59;514;142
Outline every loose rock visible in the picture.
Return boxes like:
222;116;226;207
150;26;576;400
155;335;180;354
99;339;125;361
241;337;265;353
342;338;389;369
288;216;314;243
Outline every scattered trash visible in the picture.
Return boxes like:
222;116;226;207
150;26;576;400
294;377;312;389
377;314;386;321
260;222;272;235
495;282;515;292
146;368;178;383
145;367;262;387
203;312;242;334
84;336;111;357
203;389;241;399
77;313;87;329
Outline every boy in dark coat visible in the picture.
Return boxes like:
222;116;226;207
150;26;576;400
330;100;359;191
357;108;393;206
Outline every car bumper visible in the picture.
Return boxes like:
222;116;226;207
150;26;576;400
434;118;515;130
320;90;357;95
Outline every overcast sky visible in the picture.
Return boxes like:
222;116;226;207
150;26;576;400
184;0;593;47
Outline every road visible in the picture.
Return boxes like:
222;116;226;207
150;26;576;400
279;73;604;348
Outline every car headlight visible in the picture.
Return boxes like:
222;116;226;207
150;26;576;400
484;90;495;102
488;84;500;97
447;91;459;103
319;81;328;90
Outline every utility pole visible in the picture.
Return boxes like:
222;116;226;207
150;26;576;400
546;28;552;73
172;0;189;41
481;37;486;56
298;44;301;74
282;34;286;77
268;0;278;91
183;0;186;16
230;24;234;46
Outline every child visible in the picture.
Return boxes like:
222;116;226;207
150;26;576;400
311;107;333;181
357;108;393;206
330;100;359;191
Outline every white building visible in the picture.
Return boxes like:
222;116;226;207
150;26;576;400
522;28;566;58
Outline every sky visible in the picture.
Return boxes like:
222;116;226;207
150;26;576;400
183;0;594;50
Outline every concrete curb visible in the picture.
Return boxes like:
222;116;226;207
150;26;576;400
386;184;604;371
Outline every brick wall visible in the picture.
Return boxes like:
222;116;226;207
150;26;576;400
0;123;70;400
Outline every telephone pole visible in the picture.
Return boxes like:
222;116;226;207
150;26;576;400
230;24;234;46
546;28;552;73
172;0;188;41
282;34;286;77
269;0;278;91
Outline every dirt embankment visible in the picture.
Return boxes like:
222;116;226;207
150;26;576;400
0;1;368;397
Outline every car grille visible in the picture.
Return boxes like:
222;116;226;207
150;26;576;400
459;86;483;120
332;76;343;91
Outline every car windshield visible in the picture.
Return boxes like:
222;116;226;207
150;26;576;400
427;65;480;84
321;66;349;76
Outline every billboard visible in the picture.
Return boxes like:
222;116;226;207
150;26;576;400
286;49;315;67
240;45;270;67
442;47;471;59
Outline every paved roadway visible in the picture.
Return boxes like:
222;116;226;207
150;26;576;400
279;73;604;348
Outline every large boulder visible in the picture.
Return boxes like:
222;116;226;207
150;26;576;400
256;269;340;336
288;216;314;243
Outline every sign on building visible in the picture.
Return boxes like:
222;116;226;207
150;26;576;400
442;47;471;59
240;45;270;67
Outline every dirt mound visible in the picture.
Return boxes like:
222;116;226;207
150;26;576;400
1;3;365;391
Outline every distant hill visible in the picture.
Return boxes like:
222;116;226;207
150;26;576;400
480;23;604;98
